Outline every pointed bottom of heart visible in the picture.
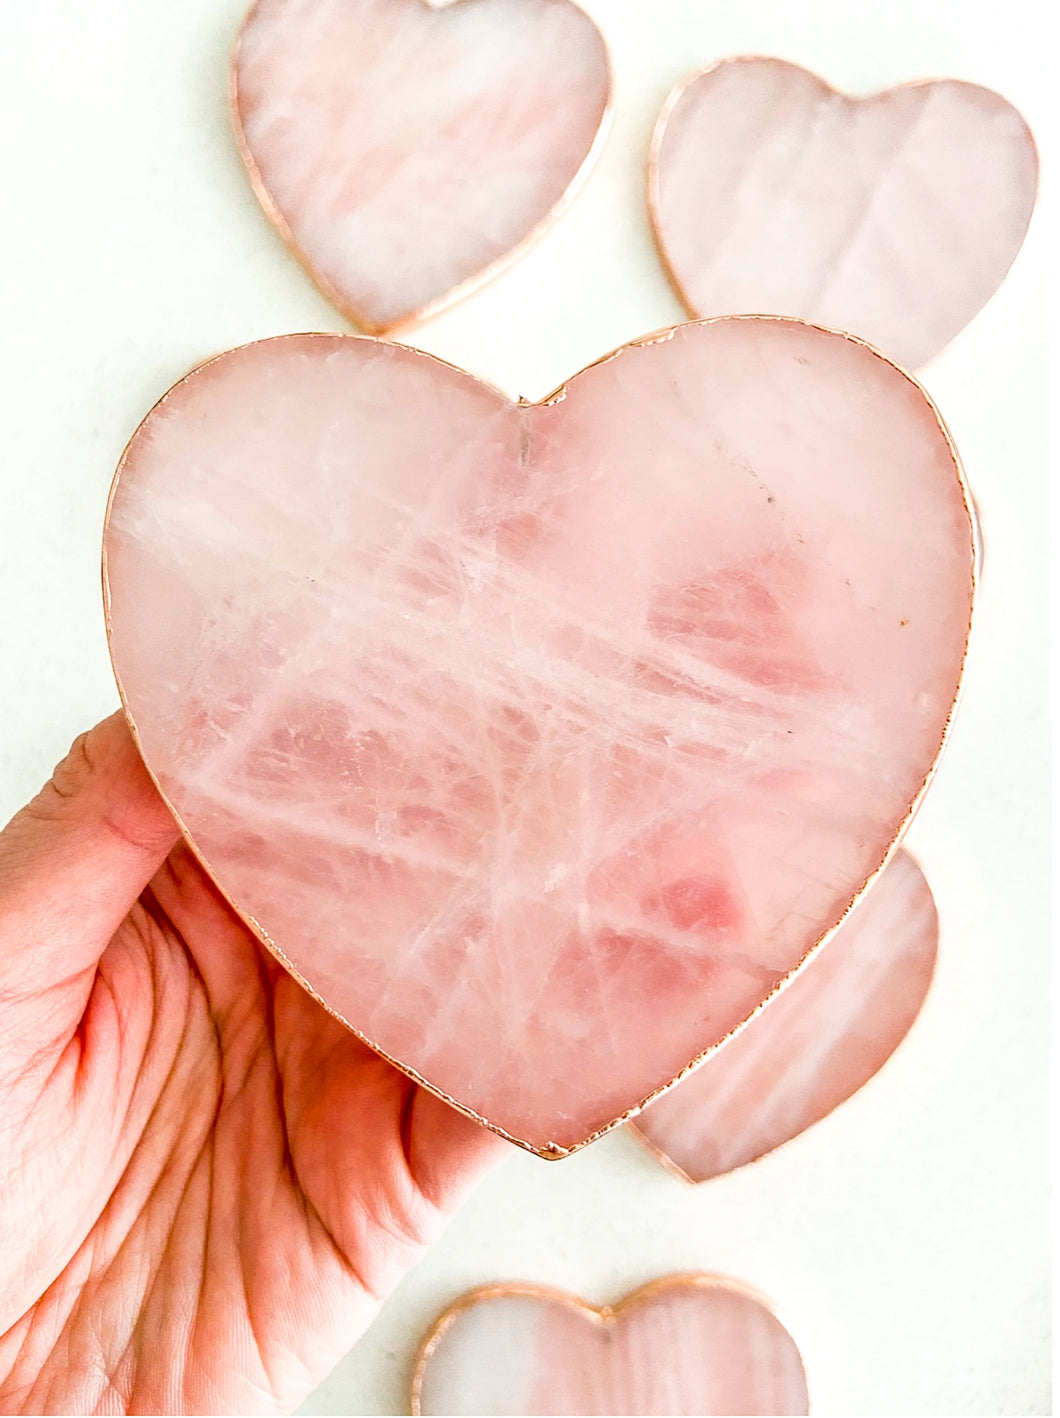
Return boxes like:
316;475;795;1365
411;1275;808;1416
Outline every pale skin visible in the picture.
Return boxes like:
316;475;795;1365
0;714;507;1415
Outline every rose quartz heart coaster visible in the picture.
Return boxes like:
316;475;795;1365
411;1275;809;1415
631;849;937;1181
232;0;611;333
102;317;975;1156
650;57;1038;369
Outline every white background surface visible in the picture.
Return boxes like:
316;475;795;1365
0;1;1050;1414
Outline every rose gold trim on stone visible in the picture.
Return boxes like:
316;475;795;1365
626;846;940;1182
101;316;978;1161
645;56;1040;363
629;1126;699;1185
408;1272;809;1415
229;0;614;337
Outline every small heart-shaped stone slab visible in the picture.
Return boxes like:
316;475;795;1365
632;848;937;1181
411;1275;808;1415
232;0;611;333
649;57;1038;368
102;318;974;1155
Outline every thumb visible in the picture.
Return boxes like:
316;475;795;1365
0;713;180;1002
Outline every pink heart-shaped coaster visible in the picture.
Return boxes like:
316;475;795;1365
411;1275;809;1415
232;0;611;334
631;848;938;1181
102;318;975;1156
649;57;1038;369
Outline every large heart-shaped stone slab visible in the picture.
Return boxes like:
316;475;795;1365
631;848;938;1181
411;1275;808;1415
649;57;1038;368
102;318;975;1155
232;0;611;333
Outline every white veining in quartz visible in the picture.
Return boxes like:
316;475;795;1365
632;849;938;1180
233;0;610;332
103;320;974;1152
413;1278;808;1415
651;58;1038;369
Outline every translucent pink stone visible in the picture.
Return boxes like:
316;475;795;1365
412;1277;808;1416
650;58;1038;369
232;0;611;333
102;319;974;1154
632;849;937;1181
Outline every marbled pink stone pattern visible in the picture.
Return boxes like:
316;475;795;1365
632;849;938;1181
233;0;610;332
102;320;974;1153
413;1278;808;1416
651;58;1038;369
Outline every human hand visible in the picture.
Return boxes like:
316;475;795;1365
0;715;507;1415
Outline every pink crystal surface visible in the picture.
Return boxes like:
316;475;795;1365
632;849;938;1181
233;0;610;332
103;320;974;1153
413;1277;808;1416
651;58;1038;369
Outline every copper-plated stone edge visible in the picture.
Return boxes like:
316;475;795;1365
100;315;978;1161
626;846;941;1184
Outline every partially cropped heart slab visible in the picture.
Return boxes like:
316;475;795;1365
102;318;975;1155
411;1275;808;1415
650;57;1038;368
632;849;938;1181
232;0;611;333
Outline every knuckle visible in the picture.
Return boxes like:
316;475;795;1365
49;730;98;801
25;728;103;823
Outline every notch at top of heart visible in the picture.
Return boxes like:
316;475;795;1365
649;56;1038;370
231;0;613;335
